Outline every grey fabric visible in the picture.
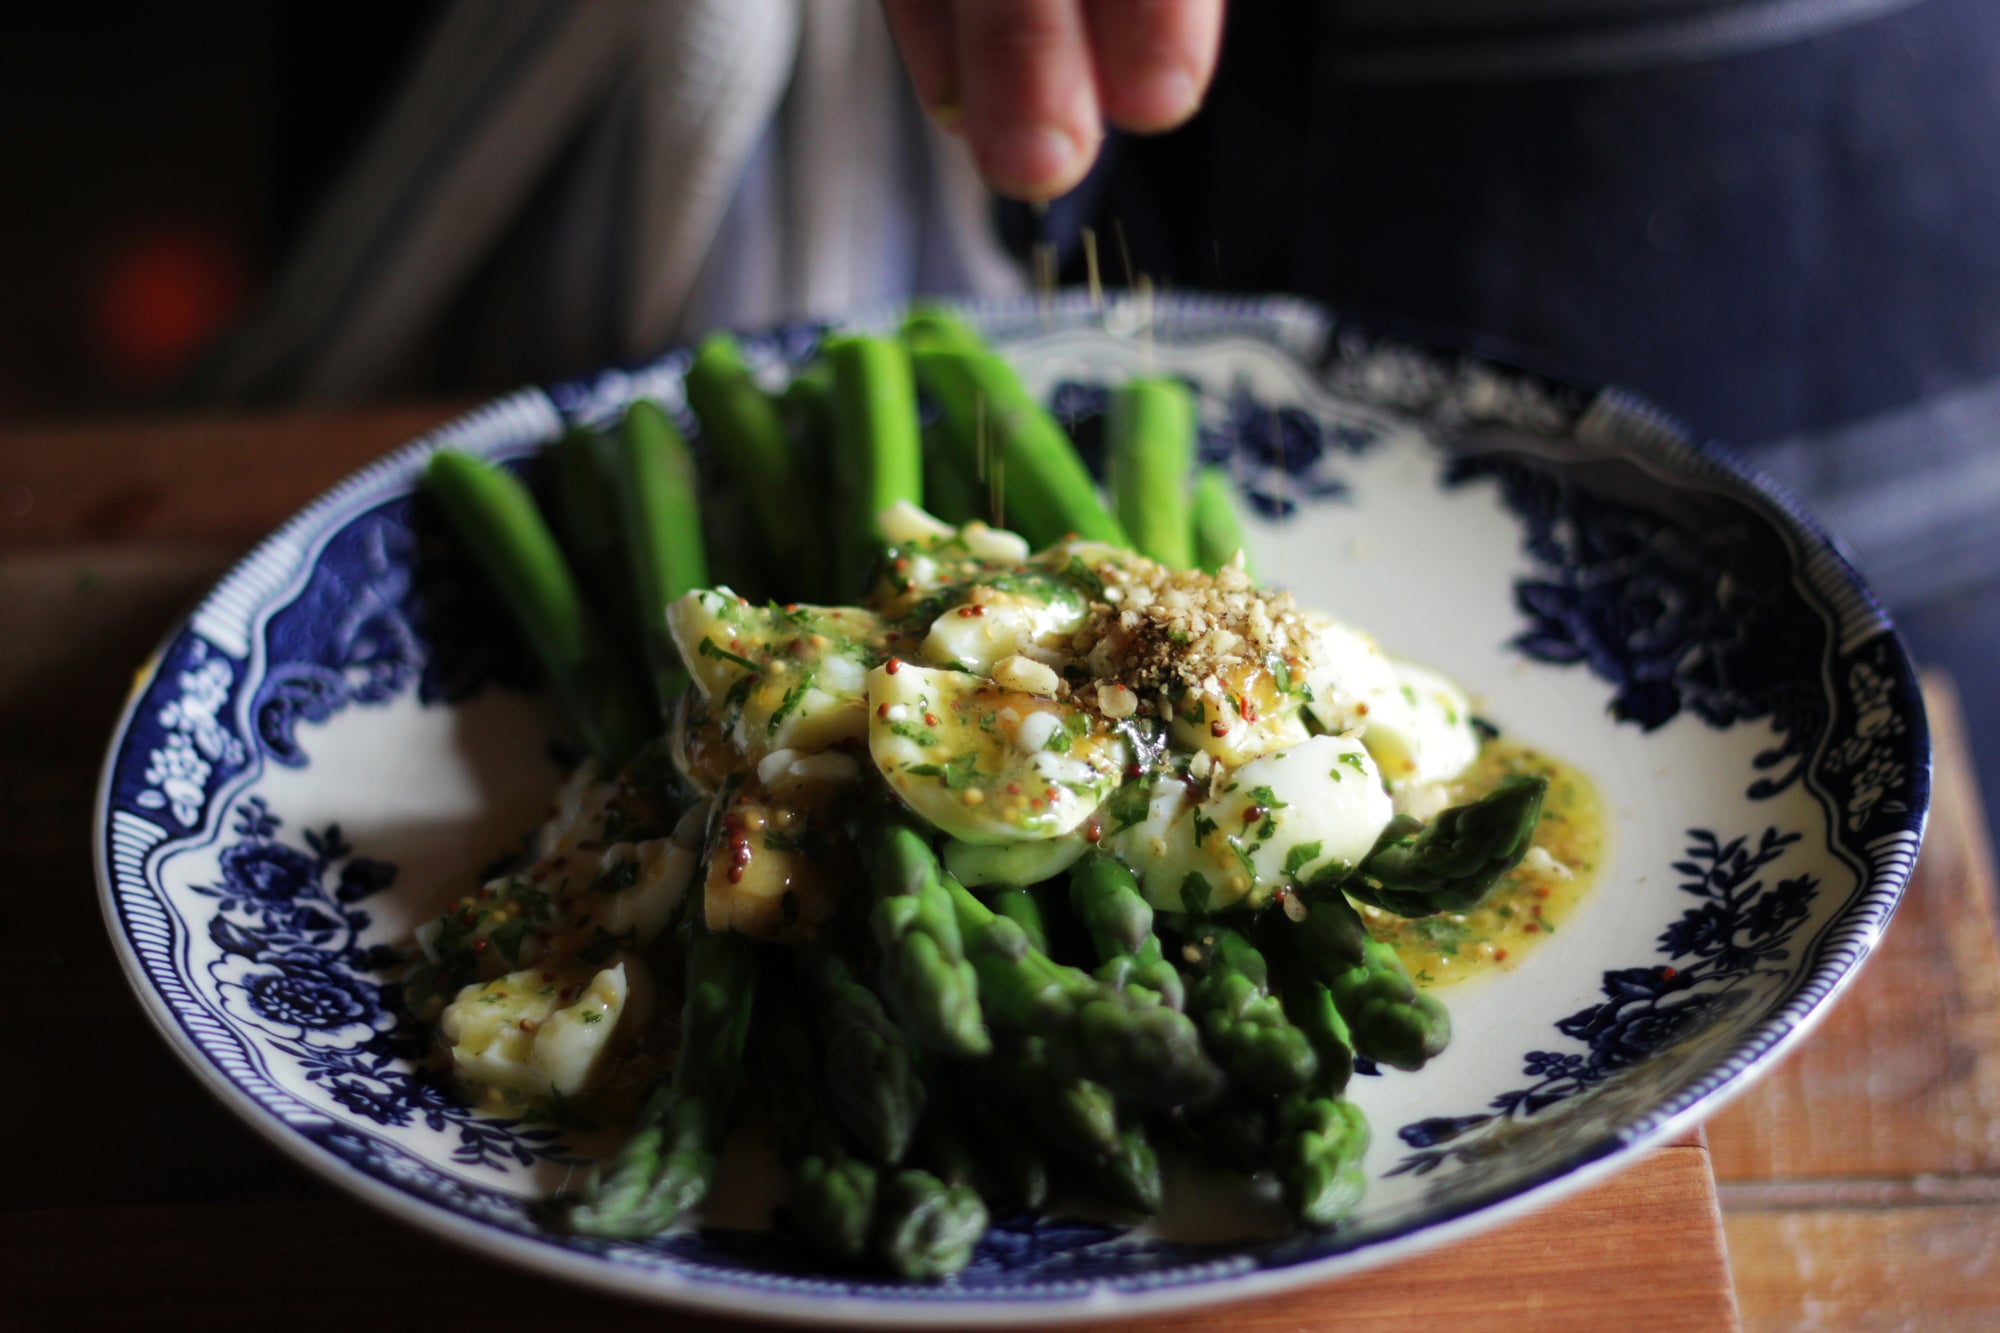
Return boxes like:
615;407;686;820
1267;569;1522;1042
1746;375;2000;612
200;0;1021;404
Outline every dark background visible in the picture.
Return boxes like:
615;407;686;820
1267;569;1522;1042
0;5;431;418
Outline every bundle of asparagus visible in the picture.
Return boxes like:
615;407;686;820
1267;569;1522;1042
421;308;1545;1277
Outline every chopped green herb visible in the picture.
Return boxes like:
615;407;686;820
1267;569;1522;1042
490;914;533;966
698;637;762;672
1226;837;1257;883
722;673;758;716
887;720;941;747
1283;841;1324;879
1103;782;1152;833
766;671;815;733
906;752;993;790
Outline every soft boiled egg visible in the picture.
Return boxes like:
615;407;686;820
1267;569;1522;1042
919;568;1091;676
666;590;880;758
1106;732;1392;913
1299;612;1478;790
867;660;1126;843
440;957;651;1100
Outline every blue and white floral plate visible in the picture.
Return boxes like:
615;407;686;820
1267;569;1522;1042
96;293;1928;1324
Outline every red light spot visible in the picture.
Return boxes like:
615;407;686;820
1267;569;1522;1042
95;229;246;386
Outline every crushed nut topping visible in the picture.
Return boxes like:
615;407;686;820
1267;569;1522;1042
1067;549;1308;698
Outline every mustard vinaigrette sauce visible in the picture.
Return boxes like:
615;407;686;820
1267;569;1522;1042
1362;741;1605;986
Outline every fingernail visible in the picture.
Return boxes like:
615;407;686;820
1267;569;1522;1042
1151;68;1200;122
979;125;1089;198
1116;67;1202;131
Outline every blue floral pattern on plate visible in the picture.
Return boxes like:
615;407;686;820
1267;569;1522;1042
96;294;1928;1324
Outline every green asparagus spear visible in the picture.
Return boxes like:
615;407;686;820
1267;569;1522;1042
793;1154;881;1261
613;400;710;713
779;363;833;472
989;884;1049;954
903;308;997;528
423;450;649;767
1265;949;1368;1223
1329;937;1451;1071
914;1065;1051;1231
1068;853;1185;1011
826;335;923;594
1185;927;1320;1096
555;925;756;1236
1277;968;1357;1099
942;832;1087;889
922;424;986;526
872;1168;988;1280
900;305;988;355
912;347;1129;550
685;333;821;581
551;426;638;645
1342;775;1549;917
913;1070;991;1191
858;822;991;1058
1191;465;1250;575
1070;1117;1165;1215
799;948;926;1166
1267;894;1448;1071
1182;1096;1279;1176
942;873;1223;1108
935;1066;1052;1211
759;988;880;1261
998;1037;1122;1158
973;1039;1156;1213
1109;376;1196;568
1271;1095;1370;1227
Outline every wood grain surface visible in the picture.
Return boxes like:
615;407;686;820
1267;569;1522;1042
0;406;467;548
1707;675;2000;1331
5;408;1994;1331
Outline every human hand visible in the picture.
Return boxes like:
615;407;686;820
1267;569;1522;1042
882;0;1225;201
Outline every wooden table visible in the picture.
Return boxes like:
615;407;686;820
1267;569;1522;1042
4;408;1996;1330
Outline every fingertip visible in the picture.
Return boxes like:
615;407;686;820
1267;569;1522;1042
1084;0;1224;135
974;123;1099;202
1101;65;1202;134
